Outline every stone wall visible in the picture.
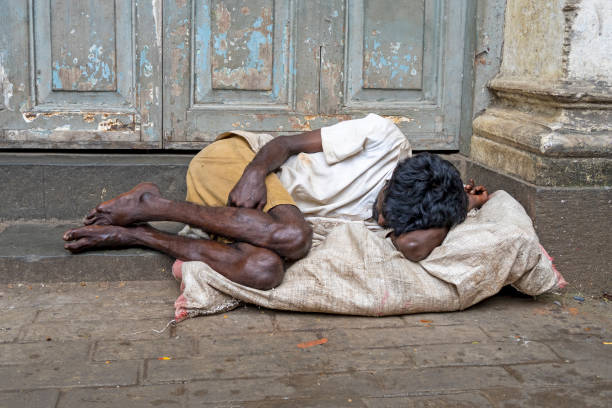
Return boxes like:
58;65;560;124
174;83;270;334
469;0;611;293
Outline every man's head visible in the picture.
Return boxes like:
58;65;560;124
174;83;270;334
373;153;467;234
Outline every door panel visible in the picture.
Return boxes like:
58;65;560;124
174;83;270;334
164;0;351;148
194;0;291;104
361;0;425;90
165;0;470;150
345;0;466;148
0;0;162;148
1;0;471;150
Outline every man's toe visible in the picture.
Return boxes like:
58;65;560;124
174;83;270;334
63;229;80;241
64;239;86;253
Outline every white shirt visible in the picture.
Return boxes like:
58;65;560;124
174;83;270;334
278;114;412;220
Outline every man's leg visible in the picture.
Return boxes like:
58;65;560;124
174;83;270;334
63;224;284;290
79;182;311;261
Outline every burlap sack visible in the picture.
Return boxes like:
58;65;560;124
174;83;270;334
177;190;561;318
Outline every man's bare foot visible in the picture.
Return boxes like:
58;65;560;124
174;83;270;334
63;225;140;253
84;182;161;226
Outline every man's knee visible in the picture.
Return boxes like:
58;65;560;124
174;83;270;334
239;245;285;290
273;223;312;261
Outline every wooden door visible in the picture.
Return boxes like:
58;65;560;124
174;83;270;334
163;0;471;150
0;0;162;148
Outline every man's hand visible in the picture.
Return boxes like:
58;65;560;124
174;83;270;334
227;166;268;210
226;129;323;211
464;179;489;211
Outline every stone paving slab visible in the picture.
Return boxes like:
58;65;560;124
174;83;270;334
481;384;612;408
377;366;520;394
35;301;174;322
0;360;139;391
274;311;404;331
0;280;609;407
409;341;559;367
544;339;612;362
0;281;179;308
507;359;612;386
0;340;91;365
0;223;174;283
362;392;493;408
93;337;196;361
57;384;186;408
177;307;275;336
0;389;59;408
338;324;488;348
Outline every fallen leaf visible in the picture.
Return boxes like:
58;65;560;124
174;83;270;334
105;360;111;364
80;282;86;287
420;319;432;323
297;338;328;349
568;307;579;316
158;357;172;360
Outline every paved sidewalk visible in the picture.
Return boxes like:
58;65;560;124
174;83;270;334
0;281;610;407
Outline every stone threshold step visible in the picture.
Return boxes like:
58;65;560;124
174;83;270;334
0;221;181;283
1;153;192;221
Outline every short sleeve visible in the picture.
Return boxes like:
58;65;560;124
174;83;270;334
320;115;378;165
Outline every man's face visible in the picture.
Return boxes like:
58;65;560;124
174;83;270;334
372;181;389;227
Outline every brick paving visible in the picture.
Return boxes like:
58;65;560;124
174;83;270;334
0;281;610;407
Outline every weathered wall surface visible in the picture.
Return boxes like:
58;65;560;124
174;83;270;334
472;0;506;118
500;0;566;80
568;0;612;81
470;0;611;293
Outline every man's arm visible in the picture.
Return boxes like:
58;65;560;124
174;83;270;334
390;181;489;262
389;228;449;262
227;129;323;209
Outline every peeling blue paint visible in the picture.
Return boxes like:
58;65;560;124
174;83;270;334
273;23;289;98
86;44;115;85
245;30;270;71
144;126;155;138
195;1;211;99
52;62;63;88
253;17;263;28
140;46;153;78
213;32;228;57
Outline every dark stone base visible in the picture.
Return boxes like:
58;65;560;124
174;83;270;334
1;153;609;293
449;155;611;295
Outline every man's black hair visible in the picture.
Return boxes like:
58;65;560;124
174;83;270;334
381;152;467;235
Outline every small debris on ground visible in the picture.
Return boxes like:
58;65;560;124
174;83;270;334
297;338;328;349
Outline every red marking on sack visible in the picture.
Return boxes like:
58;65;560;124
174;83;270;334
297;338;328;349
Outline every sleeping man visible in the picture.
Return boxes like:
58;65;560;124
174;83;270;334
63;114;489;290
